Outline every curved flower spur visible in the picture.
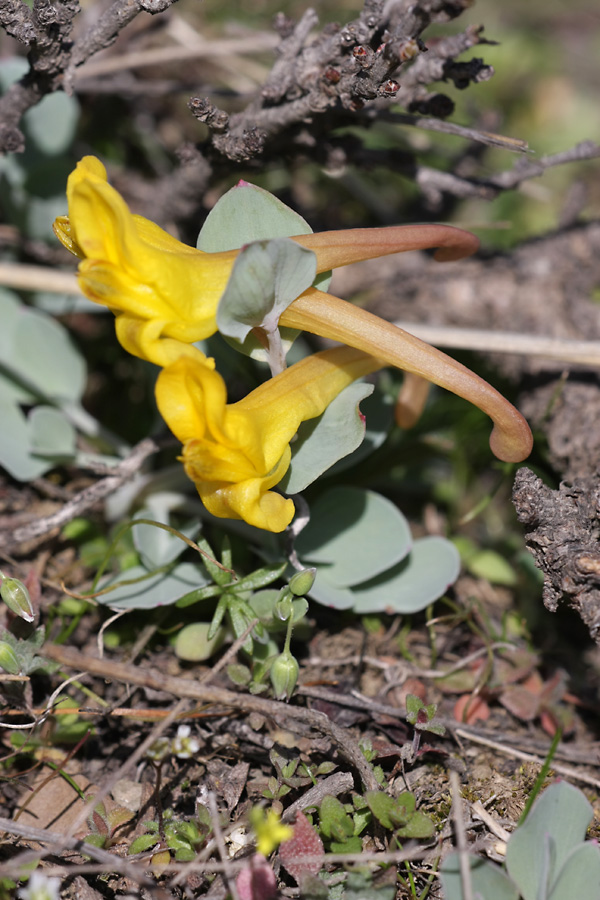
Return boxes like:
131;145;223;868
53;159;532;519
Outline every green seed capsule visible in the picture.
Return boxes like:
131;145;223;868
0;571;34;623
270;651;299;701
0;641;21;675
289;568;316;597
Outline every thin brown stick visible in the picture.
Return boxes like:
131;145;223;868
449;769;473;900
42;643;380;791
74;34;279;80
199;618;260;685
0;814;154;885
0;438;160;549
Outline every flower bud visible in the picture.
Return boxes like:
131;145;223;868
0;572;34;623
0;640;21;675
270;651;299;701
289;568;316;597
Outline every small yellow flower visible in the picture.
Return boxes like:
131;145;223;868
155;345;380;532
251;808;293;856
54;157;532;463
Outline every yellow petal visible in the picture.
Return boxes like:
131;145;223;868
155;347;380;531
280;290;533;463
54;157;238;365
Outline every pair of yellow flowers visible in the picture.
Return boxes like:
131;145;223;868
53;157;532;533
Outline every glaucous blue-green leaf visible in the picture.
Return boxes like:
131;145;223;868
0;293;38;403
0;290;24;359
547;843;600;900
296;487;412;588
505;782;593;900
281;382;374;495
0;397;50;481
23;89;79;156
13;306;86;403
216;238;316;344
198;180;314;251
0;296;86;404
351;536;460;614
440;853;519;900
174;622;227;662
131;511;200;570
300;571;356;610
0;57;28;93
29;406;76;458
197;179;331;288
97;562;210;611
325;386;393;478
32;292;99;316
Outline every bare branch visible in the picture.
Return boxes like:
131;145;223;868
65;0;180;86
0;0;181;154
0;0;36;44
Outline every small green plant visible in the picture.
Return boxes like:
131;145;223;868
359;739;387;787
403;693;446;763
81;797;135;850
317;794;368;854
129;805;212;863
365;789;436;840
440;781;600;900
0;626;48;677
261;746;334;802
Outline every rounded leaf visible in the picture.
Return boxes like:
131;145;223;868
440;853;519;900
296;487;412;588
216;238;316;344
174;622;227;661
351;536;461;614
506;782;593;900
98;562;210;611
29;406;76;458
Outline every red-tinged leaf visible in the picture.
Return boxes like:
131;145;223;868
23;569;41;608
520;671;544;695
453;693;490;725
540;708;560;737
236;854;278;900
279;811;324;883
499;685;541;722
394;677;428;706
91;810;108;835
539;670;567;705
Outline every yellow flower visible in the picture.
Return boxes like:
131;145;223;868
155;345;380;532
54;156;532;463
250;808;294;856
53;156;238;368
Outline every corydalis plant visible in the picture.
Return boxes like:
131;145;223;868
54;157;532;467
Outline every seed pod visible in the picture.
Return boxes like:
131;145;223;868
289;568;316;597
270;651;299;700
0;571;34;623
0;641;21;675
